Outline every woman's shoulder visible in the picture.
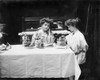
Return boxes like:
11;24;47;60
75;30;86;40
35;29;43;34
76;30;84;36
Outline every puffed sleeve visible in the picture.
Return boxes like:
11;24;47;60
30;32;38;46
79;34;88;53
50;33;55;44
76;34;88;64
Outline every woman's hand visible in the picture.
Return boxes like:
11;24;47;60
76;52;86;64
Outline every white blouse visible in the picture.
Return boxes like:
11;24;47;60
31;29;54;46
66;30;88;64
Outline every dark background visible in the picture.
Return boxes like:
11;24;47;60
0;0;100;80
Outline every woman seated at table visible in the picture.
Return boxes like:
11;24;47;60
30;18;55;47
65;18;88;65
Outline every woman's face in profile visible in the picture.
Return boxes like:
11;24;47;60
67;25;75;32
42;22;50;32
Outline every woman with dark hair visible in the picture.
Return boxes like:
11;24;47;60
65;18;88;65
30;18;55;48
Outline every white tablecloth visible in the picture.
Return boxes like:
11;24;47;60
0;45;81;80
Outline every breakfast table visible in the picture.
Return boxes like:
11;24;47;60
0;45;81;80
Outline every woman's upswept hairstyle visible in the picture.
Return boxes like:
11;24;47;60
65;17;80;27
40;17;53;26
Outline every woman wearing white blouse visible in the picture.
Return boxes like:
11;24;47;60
65;18;88;80
65;18;88;64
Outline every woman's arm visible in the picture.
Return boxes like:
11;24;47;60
30;32;38;47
